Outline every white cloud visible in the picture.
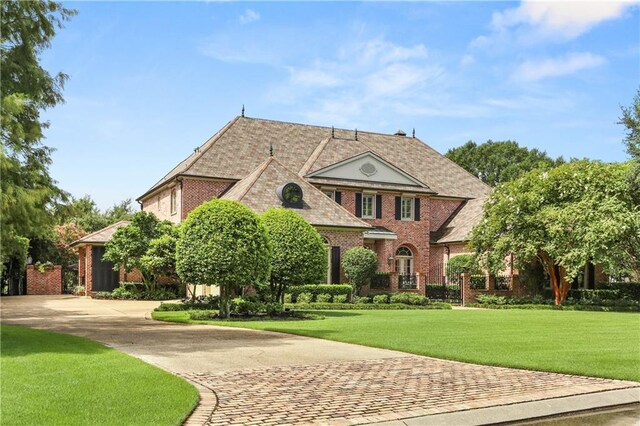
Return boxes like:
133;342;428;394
239;9;260;25
472;1;636;47
288;67;342;88
460;54;475;67
492;1;634;39
514;52;605;81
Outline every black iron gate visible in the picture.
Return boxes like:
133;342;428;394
426;263;462;303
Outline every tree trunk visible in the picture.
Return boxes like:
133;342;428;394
541;253;570;306
219;285;230;318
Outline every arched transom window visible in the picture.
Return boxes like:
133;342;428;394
395;246;413;275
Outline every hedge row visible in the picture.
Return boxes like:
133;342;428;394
286;302;452;310
287;284;352;298
466;303;640;312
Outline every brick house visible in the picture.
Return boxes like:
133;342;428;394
134;116;492;294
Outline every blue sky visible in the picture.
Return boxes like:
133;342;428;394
41;1;639;210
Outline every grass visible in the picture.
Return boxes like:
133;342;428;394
153;309;640;382
1;324;199;426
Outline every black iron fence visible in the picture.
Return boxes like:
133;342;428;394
371;272;391;290
494;274;512;290
398;274;417;289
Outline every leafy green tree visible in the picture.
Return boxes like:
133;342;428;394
446;254;480;284
1;1;76;274
103;212;173;286
619;89;640;203
342;247;378;297
141;227;180;283
261;208;327;302
471;160;639;305
176;199;271;318
445;140;563;186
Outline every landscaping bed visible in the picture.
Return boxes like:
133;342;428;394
471;291;640;312
92;282;181;300
0;324;198;425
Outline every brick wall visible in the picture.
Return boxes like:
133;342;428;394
181;178;234;219
462;273;526;304
26;265;62;295
142;185;181;224
430;198;463;232
339;190;431;275
318;228;364;283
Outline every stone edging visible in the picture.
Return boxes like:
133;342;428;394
181;375;219;426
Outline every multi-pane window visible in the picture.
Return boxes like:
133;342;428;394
323;190;335;200
362;194;374;218
401;197;413;220
170;189;177;214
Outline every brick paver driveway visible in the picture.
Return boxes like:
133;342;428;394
2;296;638;425
183;357;638;425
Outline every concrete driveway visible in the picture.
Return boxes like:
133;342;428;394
2;295;638;425
0;295;401;374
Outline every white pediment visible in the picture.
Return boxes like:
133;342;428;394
307;152;425;187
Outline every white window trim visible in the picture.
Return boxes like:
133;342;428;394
400;197;414;221
322;190;335;200
361;193;375;219
170;189;177;215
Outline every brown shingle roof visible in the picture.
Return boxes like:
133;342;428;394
433;197;486;244
70;221;130;246
139;116;490;201
222;157;371;229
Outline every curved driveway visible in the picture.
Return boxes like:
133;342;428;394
0;295;402;374
2;296;638;425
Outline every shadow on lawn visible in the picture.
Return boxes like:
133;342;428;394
0;324;111;358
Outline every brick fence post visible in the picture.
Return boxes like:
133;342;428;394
26;265;62;295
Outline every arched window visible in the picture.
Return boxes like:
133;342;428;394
395;246;413;275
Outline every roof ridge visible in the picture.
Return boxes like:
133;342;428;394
234;157;274;201
298;136;331;176
241;115;414;139
70;220;130;246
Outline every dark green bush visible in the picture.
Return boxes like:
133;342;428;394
265;302;284;316
316;293;332;303
596;282;640;301
288;302;451;310
342;247;378;295
389;293;429;305
333;294;348;303
297;292;313;303
288;284;352;299
353;296;371;304
231;297;265;315
476;294;506;305
372;294;389;304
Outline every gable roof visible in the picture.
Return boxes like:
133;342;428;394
433;197;486;244
307;151;431;189
70;221;130;247
222;157;372;229
139;116;491;201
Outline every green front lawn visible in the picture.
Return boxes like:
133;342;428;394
1;324;198;425
153;309;640;382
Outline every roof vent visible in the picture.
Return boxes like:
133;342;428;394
395;129;406;136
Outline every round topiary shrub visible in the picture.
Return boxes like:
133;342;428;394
261;208;327;302
176;199;271;318
342;247;378;296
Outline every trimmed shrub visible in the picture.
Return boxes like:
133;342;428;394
265;303;284;316
231;297;265;315
288;284;352;299
389;293;429;306
372;294;390;304
333;294;348;304
342;247;378;296
353;296;371;304
601;282;640;301
176;199;271;317
288;302;452;310
261;208;327;302
316;293;332;303
476;294;506;305
297;292;313;303
283;294;292;303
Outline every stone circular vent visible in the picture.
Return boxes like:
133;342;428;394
359;162;377;177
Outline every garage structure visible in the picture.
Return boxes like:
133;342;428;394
70;221;130;294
